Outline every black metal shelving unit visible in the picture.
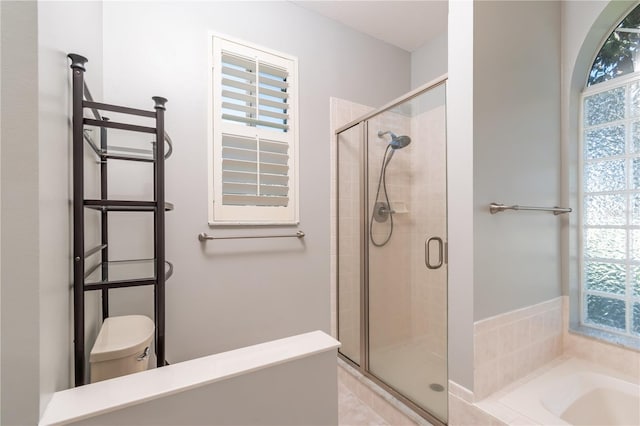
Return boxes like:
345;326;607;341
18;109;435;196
69;53;173;386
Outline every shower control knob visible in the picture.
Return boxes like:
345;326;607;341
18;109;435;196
373;201;393;223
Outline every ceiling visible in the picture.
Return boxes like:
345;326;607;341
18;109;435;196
290;1;448;52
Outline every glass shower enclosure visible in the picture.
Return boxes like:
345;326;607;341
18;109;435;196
336;80;448;424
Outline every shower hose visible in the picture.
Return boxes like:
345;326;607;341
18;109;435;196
369;144;394;247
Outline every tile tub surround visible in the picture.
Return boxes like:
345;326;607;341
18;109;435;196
473;297;563;400
562;297;640;380
338;360;428;426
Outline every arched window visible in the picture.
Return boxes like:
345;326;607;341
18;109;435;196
580;4;640;340
588;5;640;86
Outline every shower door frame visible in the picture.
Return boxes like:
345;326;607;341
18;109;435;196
335;75;448;426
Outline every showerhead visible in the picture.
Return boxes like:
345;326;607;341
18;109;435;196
378;130;411;167
377;130;412;150
390;135;411;150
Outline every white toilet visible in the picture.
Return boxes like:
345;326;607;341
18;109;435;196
90;315;155;383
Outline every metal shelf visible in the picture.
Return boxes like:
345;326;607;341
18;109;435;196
84;200;174;212
83;128;174;162
84;259;174;291
69;52;171;385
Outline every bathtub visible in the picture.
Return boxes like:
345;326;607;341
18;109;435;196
478;357;640;425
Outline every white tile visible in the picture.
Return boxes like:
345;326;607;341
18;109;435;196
543;308;562;338
371;393;418;426
474;360;499;400
475;328;499;366
529;313;546;343
338;381;390;426
497;353;516;388
498;323;517;354
476;400;521;424
514;317;531;350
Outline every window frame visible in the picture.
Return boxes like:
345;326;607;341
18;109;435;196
578;70;640;340
208;33;300;226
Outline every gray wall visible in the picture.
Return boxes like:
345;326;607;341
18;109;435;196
411;31;448;89
1;2;40;423
446;0;475;391
70;351;338;426
37;0;104;399
473;1;562;321
100;1;411;364
1;2;103;423
0;0;3;412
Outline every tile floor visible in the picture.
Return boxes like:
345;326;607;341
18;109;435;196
338;380;390;425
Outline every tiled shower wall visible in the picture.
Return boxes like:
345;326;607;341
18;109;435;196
331;98;425;425
409;97;447;360
330;97;447;355
331;98;417;350
366;111;414;349
330;98;373;341
335;121;363;361
331;95;450;424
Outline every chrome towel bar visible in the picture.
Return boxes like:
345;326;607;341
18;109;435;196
489;203;572;215
198;230;305;241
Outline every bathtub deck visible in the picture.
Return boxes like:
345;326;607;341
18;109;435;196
475;356;640;425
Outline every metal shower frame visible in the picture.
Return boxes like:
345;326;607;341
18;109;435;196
335;75;448;426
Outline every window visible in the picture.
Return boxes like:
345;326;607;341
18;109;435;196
588;5;640;86
580;4;640;340
209;35;299;225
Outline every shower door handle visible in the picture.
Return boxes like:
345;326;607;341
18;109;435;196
425;236;444;269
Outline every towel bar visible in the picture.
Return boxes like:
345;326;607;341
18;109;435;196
198;230;305;241
490;203;572;215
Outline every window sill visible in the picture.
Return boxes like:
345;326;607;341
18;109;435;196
569;324;640;352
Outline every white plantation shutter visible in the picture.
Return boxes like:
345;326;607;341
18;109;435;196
221;135;289;207
210;36;299;224
220;54;291;131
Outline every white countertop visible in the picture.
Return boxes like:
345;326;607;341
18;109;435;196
40;330;340;426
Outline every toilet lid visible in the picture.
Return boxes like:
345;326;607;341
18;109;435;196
90;315;155;362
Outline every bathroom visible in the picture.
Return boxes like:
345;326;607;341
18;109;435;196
1;0;639;425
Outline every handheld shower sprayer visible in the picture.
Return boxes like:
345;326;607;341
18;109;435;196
370;130;412;247
377;130;411;166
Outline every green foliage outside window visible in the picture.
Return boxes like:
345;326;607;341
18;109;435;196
589;4;640;86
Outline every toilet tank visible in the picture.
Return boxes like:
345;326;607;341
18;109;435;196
90;315;155;383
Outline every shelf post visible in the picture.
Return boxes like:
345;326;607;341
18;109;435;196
153;96;167;367
69;53;88;386
100;118;109;320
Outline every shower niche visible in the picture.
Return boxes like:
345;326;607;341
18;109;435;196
336;81;448;424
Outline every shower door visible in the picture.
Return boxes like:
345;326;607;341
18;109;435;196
337;81;448;424
337;122;364;365
367;84;448;422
